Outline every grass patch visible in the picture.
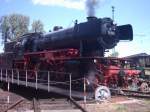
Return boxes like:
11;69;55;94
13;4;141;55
115;104;127;112
142;99;150;105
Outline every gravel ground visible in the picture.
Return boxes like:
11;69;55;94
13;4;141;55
81;97;150;112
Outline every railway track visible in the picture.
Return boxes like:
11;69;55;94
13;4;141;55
0;97;87;112
120;89;150;99
110;88;150;99
32;97;87;112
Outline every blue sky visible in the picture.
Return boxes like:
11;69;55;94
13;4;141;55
0;0;150;57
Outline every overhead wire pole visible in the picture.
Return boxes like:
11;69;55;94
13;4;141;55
112;6;116;56
112;6;115;21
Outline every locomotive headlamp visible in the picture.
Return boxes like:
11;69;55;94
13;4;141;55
94;59;97;63
107;24;116;36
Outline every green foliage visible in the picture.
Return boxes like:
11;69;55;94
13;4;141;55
109;51;119;57
0;13;29;42
0;16;9;42
115;104;127;112
31;20;44;33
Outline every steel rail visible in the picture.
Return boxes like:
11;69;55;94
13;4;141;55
2;98;24;112
69;97;88;112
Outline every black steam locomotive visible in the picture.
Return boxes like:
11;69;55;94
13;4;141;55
0;16;133;99
5;17;132;56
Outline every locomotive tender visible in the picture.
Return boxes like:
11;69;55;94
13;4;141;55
0;16;134;99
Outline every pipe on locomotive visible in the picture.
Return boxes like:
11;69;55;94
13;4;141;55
12;17;133;56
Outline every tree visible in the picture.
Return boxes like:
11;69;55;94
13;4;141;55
0;13;29;42
31;20;44;33
0;16;9;42
109;51;119;57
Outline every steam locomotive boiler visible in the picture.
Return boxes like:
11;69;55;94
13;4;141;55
16;17;132;56
0;16;133;99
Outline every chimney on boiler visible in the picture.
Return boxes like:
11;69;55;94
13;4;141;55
87;16;97;21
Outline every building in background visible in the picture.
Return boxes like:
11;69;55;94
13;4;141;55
125;53;150;67
126;53;150;77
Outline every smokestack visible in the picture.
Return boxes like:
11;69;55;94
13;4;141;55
85;0;99;17
87;16;97;21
